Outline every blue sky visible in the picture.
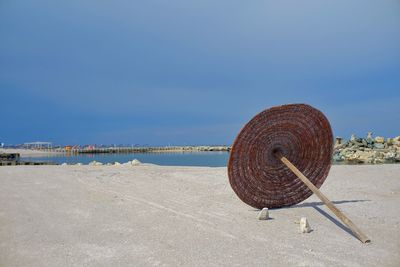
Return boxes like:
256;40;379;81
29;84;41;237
1;1;399;145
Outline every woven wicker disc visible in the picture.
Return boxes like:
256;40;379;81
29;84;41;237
228;104;333;209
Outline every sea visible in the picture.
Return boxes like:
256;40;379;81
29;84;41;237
22;151;230;167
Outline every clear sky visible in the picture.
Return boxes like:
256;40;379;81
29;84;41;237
1;1;399;145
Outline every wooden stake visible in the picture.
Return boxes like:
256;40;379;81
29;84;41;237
277;154;370;243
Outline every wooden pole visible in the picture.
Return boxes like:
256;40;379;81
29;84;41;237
276;153;370;243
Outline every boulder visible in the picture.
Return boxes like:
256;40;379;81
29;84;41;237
374;143;384;149
360;151;374;163
364;158;374;164
373;151;384;159
366;132;373;141
333;152;344;162
384;152;397;161
374;136;385;143
335;137;343;147
393;136;400;146
362;139;368;147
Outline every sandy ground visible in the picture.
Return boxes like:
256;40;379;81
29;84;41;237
0;164;399;266
0;148;60;157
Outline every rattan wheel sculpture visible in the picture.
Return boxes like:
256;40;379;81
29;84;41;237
228;103;370;243
228;104;333;209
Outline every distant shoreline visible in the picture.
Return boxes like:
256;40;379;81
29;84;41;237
0;146;230;157
2;134;400;165
0;148;64;157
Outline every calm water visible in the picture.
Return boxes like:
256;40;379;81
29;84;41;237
22;152;230;167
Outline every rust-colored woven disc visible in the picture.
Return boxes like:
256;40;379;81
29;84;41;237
228;104;333;209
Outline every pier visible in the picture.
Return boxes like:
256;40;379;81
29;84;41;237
0;153;57;166
39;146;231;154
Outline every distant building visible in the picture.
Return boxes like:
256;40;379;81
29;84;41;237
24;142;52;149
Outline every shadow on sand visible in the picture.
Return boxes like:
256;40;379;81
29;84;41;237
289;199;370;209
251;199;370;239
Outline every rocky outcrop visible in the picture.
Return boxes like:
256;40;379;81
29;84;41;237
334;133;400;164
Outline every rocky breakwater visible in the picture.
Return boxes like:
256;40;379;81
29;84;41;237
334;133;400;164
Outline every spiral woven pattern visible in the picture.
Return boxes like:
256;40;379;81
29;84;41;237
228;104;333;209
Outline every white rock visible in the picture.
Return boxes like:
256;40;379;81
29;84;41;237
76;163;83;166
374;136;384;143
299;217;312;233
61;163;68;166
373;158;384;164
258;208;269;220
89;161;103;166
114;162;121;166
130;159;141;166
